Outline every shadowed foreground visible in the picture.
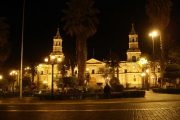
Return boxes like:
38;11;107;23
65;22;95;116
0;91;180;120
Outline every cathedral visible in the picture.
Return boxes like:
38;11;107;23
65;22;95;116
35;25;161;91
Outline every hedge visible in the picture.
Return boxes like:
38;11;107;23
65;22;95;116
152;88;180;94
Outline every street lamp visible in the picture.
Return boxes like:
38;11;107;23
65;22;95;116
149;31;158;87
44;55;62;97
149;31;158;60
139;57;148;66
0;75;3;80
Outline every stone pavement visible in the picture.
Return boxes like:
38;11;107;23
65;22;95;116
0;90;180;120
0;100;179;120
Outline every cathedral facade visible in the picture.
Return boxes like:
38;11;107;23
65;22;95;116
35;25;161;91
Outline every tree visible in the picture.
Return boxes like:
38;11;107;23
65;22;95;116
61;0;99;86
57;77;78;90
98;66;113;84
0;78;8;91
164;63;180;87
168;46;180;64
8;76;16;93
58;62;69;92
22;76;32;90
0;17;10;66
106;52;120;82
109;77;123;92
146;0;172;77
164;63;180;78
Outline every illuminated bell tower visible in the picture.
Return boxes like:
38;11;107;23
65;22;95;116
50;28;64;60
126;24;141;62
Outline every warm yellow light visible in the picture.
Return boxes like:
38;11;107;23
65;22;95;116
151;75;155;79
10;70;18;76
43;80;48;84
141;72;146;77
139;57;148;65
51;55;55;60
57;57;62;62
38;64;43;67
25;66;31;70
0;75;3;80
149;31;158;37
86;68;89;71
146;69;149;73
44;57;49;62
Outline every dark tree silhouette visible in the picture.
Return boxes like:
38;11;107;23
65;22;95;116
0;17;10;66
168;46;180;64
61;0;99;86
146;0;172;76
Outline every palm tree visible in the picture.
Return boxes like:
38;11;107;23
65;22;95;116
0;17;10;66
146;0;172;77
61;0;99;86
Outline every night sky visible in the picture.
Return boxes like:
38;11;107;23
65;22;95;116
0;0;180;70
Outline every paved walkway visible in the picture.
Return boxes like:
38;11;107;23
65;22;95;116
145;90;180;101
0;91;180;120
0;90;180;104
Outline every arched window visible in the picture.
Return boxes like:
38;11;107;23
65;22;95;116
132;56;136;62
92;69;95;74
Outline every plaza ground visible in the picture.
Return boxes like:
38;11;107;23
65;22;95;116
0;90;180;120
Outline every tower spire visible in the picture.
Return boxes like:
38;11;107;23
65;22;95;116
54;27;61;39
127;23;141;62
130;23;136;35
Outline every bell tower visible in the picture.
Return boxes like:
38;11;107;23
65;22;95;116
126;24;141;62
50;28;64;60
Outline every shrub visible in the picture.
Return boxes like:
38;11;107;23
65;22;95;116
109;77;124;92
153;88;180;94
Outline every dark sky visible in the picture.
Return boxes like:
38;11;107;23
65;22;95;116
0;0;180;70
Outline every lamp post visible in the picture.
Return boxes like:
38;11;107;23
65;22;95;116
145;69;150;90
149;31;158;61
44;55;62;97
149;31;158;87
20;0;26;99
139;57;148;89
